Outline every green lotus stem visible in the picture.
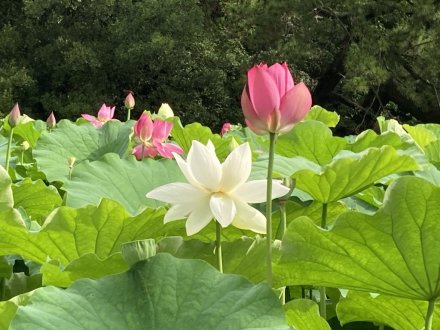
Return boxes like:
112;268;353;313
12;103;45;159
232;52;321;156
321;203;328;228
216;221;223;273
319;287;326;318
5;127;14;172
276;199;287;240
378;325;384;330
127;107;131;121
266;132;277;287
0;278;5;301
425;299;435;330
319;203;328;318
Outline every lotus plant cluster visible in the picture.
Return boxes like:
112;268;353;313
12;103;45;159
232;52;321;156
5;63;435;329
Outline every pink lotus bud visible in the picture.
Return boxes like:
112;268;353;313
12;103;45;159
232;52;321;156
47;112;56;128
124;92;135;109
241;63;312;135
220;122;231;136
8;103;21;127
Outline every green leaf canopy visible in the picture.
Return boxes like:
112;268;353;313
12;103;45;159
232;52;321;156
275;176;440;302
10;254;289;330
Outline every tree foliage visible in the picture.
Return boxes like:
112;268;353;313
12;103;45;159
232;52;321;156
0;0;439;131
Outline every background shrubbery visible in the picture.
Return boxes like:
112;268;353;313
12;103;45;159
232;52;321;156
1;0;439;132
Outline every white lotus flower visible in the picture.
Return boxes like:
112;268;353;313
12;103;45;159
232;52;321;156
146;140;289;235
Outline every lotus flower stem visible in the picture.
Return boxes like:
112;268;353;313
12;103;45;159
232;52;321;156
276;201;287;240
216;221;223;273
321;203;328;229
319;203;328;318
127;108;131;121
5;128;14;172
266;132;277;287
425;299;435;330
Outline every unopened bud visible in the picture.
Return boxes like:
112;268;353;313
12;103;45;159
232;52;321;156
47;112;56;128
157;103;174;118
68;156;76;168
8;103;21;127
124;92;135;109
21;141;30;151
221;122;231;136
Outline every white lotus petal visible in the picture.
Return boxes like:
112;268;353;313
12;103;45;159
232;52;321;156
206;140;216;152
173;153;201;188
231;179;289;203
220;142;251;192
185;198;213;235
187;140;222;191
146;182;205;203
209;193;236;228
164;203;195;223
232;200;266;234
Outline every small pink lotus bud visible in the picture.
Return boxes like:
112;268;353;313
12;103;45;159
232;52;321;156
8;103;21;127
220;122;231;136
124;92;135;109
47;112;56;128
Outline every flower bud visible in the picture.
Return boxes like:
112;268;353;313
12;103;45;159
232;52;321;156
220;122;231;136
21;141;30;151
68;156;76;168
8;103;21;127
47;112;56;128
124;92;135;109
157;103;174;118
241;63;312;134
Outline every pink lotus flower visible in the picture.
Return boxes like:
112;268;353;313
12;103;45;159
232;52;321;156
220;122;231;136
132;112;183;160
81;103;116;128
241;63;312;134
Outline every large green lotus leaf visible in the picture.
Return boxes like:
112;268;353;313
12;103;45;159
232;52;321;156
275;121;347;165
275;176;440;301
304;105;340;127
337;291;440;330
32;120;133;182
346;130;408;153
415;163;440;185
293;146;419;203
0;199;167;284
3;273;42;301
157;236;272;283
272;201;347;233
0;165;13;208
12;178;62;224
171;121;232;160
403;124;437;149
12;120;46;148
10;254;289;330
0;135;10;168
0;292;33;330
0;256;12;278
425;140;440;167
41;253;128;287
250;154;321;181
63;153;185;214
284;299;330;330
